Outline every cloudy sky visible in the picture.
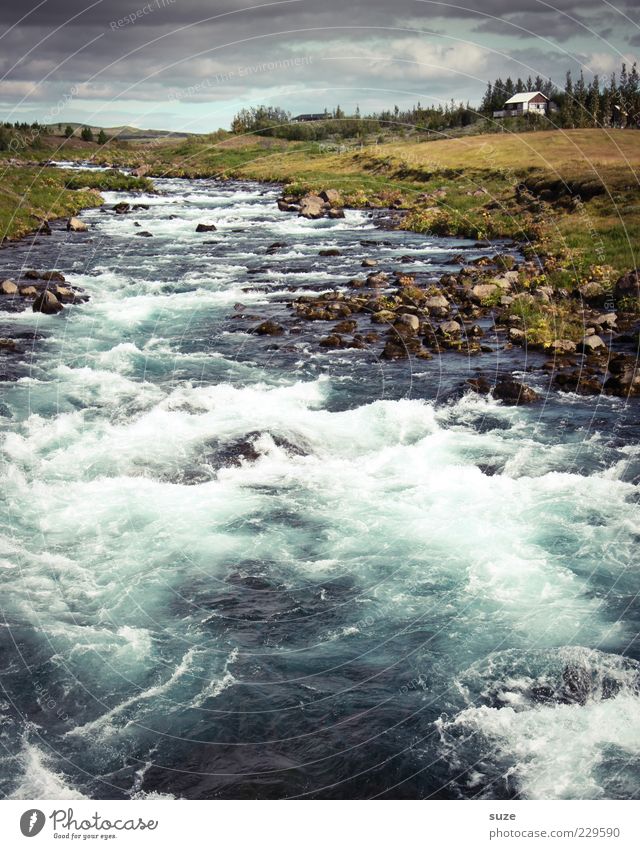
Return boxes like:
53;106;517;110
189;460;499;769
0;0;638;132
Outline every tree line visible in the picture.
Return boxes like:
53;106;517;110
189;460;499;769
232;60;640;140
0;121;110;151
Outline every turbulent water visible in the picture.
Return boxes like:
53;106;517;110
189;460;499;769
1;178;639;800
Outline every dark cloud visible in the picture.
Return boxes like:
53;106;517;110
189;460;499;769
0;1;634;129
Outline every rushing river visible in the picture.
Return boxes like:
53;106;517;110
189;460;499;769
1;178;639;800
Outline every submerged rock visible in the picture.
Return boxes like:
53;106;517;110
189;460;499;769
196;223;217;232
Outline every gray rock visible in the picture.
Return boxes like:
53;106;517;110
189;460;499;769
32;290;63;314
439;320;461;335
550;339;577;354
424;294;449;310
471;283;498;302
67;217;88;232
0;279;18;295
396;313;420;333
580;334;606;353
298;194;326;219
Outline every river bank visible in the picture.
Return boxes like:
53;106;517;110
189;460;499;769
2;161;639;401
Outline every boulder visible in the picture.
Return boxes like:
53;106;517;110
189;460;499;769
318;249;341;257
550;339;577;354
595;312;617;329
132;165;150;177
367;272;388;288
396;313;420;333
508;327;526;344
136;230;153;237
495;270;519;289
613;269;639;302
67;217;88;232
371;310;396;324
113;202;131;214
579;334;606;353
604;354;640;396
298;194;325;219
0;279;18;295
54;286;75;300
277;199;299;212
196;223;217;232
266;241;287;254
492;378;539;405
334;319;357;334
41;271;66;282
252;320;284;336
438;320;461;336
19;286;38;297
319;189;342;205
361;258;377;267
319;334;344;348
424;294;449;310
32;290;63;314
471;283;498;302
328;208;345;219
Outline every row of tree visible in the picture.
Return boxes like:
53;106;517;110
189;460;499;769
229;101;479;139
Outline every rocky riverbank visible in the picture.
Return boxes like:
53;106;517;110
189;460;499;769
231;188;640;401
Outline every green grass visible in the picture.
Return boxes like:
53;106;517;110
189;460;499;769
0;166;149;241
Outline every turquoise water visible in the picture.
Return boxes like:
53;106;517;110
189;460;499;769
0;179;639;799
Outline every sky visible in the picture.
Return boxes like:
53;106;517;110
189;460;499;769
0;0;638;132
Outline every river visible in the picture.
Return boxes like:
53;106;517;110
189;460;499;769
1;177;639;800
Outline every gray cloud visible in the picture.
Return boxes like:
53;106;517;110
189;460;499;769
0;1;634;129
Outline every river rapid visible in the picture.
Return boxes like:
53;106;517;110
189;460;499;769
0;177;639;800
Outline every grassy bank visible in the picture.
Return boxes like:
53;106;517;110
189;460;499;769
0;165;154;242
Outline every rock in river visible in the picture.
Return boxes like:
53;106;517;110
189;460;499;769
32;290;63;314
67;217;88;232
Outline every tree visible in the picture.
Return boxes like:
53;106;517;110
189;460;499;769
561;71;575;127
97;129;108;145
64;125;73;138
80;126;94;142
587;75;600;127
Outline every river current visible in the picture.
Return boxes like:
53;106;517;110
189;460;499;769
0;177;639;800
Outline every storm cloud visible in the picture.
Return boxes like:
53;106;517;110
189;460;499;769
0;0;637;130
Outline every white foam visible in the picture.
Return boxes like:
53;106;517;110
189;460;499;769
9;743;88;799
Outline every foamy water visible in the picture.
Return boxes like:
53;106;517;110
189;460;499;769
0;179;638;799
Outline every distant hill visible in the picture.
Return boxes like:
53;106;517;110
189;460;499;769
45;123;194;142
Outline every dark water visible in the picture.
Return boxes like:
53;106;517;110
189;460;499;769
0;178;639;800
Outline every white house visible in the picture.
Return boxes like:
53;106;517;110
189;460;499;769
493;91;550;118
